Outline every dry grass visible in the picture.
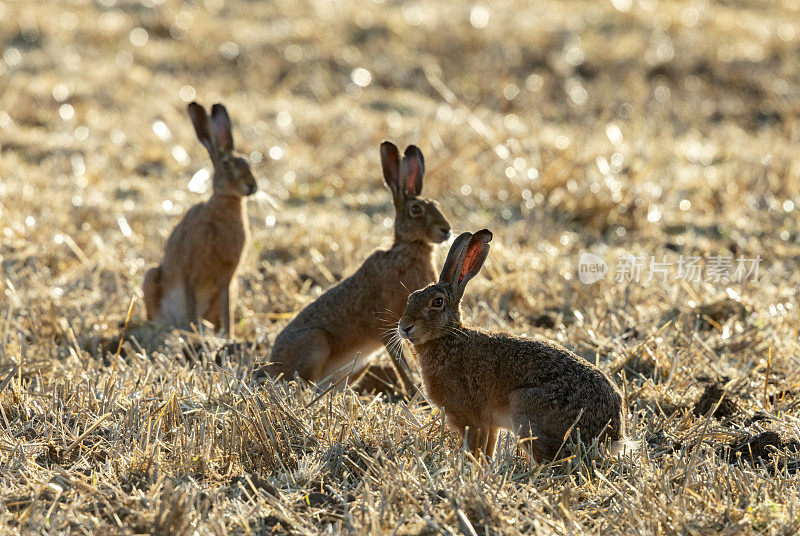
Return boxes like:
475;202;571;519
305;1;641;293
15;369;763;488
2;0;800;533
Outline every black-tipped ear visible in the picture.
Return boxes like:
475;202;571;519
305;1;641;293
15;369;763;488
455;229;492;294
188;102;215;157
211;103;233;153
401;145;424;196
439;232;472;284
381;141;401;195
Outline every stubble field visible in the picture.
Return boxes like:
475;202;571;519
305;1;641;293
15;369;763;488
2;0;800;534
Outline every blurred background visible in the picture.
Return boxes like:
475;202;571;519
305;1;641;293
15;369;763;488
2;0;800;355
3;1;800;533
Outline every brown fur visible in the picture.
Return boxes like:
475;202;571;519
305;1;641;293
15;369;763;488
142;102;256;338
399;230;633;461
268;142;451;388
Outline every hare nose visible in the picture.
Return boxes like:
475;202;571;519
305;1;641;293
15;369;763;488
398;323;414;338
439;226;451;238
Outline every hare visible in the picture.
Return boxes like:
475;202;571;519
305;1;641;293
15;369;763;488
398;230;634;461
143;101;257;338
267;141;451;390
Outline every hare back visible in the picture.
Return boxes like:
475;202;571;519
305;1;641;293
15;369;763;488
162;198;248;266
279;244;436;353
160;201;246;281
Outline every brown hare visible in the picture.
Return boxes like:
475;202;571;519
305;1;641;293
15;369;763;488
398;230;635;461
268;141;451;389
143;101;257;338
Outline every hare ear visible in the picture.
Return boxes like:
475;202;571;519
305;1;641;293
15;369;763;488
188;102;215;157
211;103;234;153
439;232;472;284
381;141;401;196
455;229;492;296
401;145;424;196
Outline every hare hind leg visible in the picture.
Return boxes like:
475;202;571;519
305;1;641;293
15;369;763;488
204;292;221;325
143;267;163;320
270;328;331;384
205;275;236;339
509;389;565;462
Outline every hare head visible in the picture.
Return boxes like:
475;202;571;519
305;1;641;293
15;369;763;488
380;141;451;245
398;229;492;344
188;102;257;198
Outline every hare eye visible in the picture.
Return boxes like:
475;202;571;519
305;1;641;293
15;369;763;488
409;204;423;217
431;297;443;308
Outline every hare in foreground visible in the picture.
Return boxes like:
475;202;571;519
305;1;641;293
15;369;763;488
143;101;257;338
398;230;634;460
268;141;451;389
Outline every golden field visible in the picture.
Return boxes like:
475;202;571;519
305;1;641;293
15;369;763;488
1;0;800;533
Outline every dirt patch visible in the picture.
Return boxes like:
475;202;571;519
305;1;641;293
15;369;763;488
294;491;346;524
624;350;670;379
769;389;797;405
727;431;800;465
252;515;291;535
694;298;751;330
662;298;752;332
229;473;279;499
647;430;683;455
528;308;577;330
693;382;739;419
